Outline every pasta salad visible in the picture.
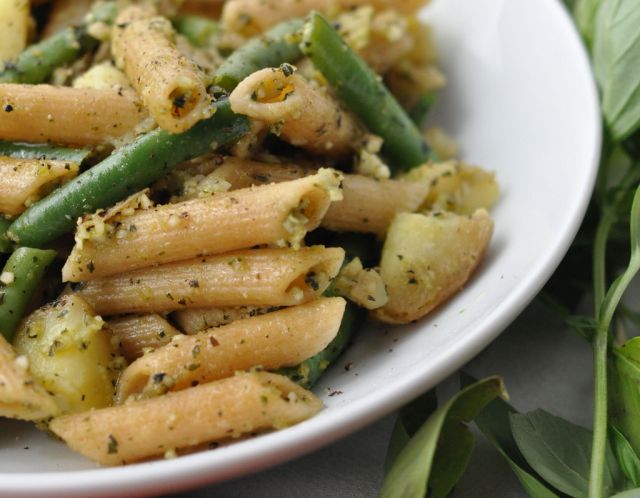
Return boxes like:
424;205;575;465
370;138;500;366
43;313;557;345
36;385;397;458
0;0;499;465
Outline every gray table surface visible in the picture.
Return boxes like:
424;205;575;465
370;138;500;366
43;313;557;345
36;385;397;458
171;299;593;498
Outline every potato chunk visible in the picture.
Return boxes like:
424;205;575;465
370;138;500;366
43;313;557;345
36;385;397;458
0;335;59;421
402;161;499;215
13;295;120;414
374;210;493;324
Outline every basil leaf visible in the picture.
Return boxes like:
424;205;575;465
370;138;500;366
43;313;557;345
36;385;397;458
574;0;602;45
460;373;564;497
610;425;640;486
384;389;437;472
379;377;504;498
610;338;640;455
593;0;640;141
611;488;640;498
510;410;624;498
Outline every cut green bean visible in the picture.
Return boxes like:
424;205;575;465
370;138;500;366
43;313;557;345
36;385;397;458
215;18;304;91
409;93;437;129
7;97;249;247
280;301;364;389
301;12;430;171
0;2;117;84
0;247;57;341
174;15;220;47
0;142;92;164
0;218;11;254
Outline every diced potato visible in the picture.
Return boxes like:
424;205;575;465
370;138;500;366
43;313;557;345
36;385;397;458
403;160;500;215
0;0;30;63
332;257;388;310
73;62;131;90
0;335;59;421
13;295;121;414
373;210;493;324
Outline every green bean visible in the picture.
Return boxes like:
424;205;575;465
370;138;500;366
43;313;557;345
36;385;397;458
173;15;220;47
0;2;117;84
0;247;57;341
280;301;364;388
0;219;11;254
7;97;249;248
214;18;304;91
301;12;430;171
409;93;437;129
0;142;92;164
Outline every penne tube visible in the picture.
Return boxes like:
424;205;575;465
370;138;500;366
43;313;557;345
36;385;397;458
50;371;322;466
107;314;182;362
74;246;345;315
111;6;214;134
221;0;429;36
0;157;79;216
116;297;345;401
0;335;60;421
359;10;414;73
181;0;225;18
0;84;148;145
172;305;277;334
0;0;30;62
211;159;429;237
229;66;361;158
62;169;343;281
323;175;429;236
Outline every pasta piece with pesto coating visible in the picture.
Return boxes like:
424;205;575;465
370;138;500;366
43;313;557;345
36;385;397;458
230;66;361;158
74;246;345;315
62;169;343;281
0;157;79;216
373;210;493;324
0;335;60;421
111;6;214;133
107;314;182;362
116;297;345;402
50;371;322;466
0;84;149;146
172;305;277;334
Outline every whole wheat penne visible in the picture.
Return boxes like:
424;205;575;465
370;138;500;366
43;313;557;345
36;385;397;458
117;297;345;401
111;6;214;134
50;371;322;466
359;10;413;73
230;67;361;158
172;305;277;334
0;84;148;145
74;246;345;315
108;314;182;362
181;0;225;18
221;0;429;36
0;0;30;62
0;157;79;216
209;159;427;236
0;335;60;421
62;169;343;281
323;175;429;236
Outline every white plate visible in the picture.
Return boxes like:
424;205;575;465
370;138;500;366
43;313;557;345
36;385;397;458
0;0;600;496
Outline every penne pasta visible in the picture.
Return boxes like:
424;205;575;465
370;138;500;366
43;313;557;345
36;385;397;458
0;335;60;421
172;305;277;334
107;314;182;362
0;156;79;216
50;371;322;466
62;169;343;281
116;297;346;401
111;6;214;134
73;246;345;315
208;158;427;236
0;84;148;145
229;66;361;158
0;0;30;62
